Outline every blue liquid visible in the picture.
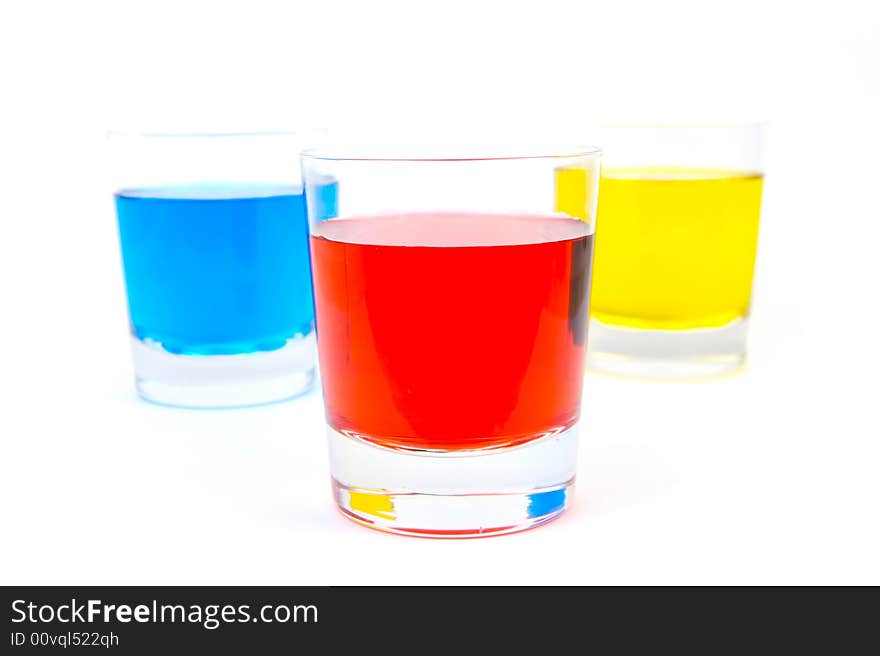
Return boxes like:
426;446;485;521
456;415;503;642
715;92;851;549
527;488;566;518
116;184;332;356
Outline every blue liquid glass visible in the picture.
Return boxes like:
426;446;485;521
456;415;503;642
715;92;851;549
526;488;566;518
116;183;334;356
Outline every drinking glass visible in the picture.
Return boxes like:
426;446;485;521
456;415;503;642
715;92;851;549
302;144;601;537
110;132;336;407
557;124;764;378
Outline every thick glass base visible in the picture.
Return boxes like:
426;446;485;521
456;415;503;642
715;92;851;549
586;317;747;380
327;424;578;538
130;334;316;408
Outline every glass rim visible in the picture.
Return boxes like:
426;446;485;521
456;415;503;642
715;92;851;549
300;145;601;163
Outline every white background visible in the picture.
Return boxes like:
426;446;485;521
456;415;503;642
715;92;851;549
1;0;878;585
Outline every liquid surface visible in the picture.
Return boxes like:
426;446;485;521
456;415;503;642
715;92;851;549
116;184;327;355
310;212;594;451
556;167;763;329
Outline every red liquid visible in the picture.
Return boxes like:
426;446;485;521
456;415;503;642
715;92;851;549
310;212;593;451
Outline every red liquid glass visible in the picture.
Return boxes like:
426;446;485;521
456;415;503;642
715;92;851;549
310;212;593;451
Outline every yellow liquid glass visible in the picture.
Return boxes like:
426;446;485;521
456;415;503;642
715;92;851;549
557;166;763;330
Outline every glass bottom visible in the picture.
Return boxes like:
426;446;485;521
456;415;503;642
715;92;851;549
586;317;748;380
327;424;578;538
130;333;316;408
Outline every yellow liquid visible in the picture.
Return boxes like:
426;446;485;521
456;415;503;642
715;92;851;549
556;166;763;330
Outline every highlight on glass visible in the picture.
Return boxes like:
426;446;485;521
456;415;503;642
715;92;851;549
110;131;337;408
557;124;765;379
302;144;601;537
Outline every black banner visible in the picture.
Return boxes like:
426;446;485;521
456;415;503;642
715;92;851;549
1;586;872;653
